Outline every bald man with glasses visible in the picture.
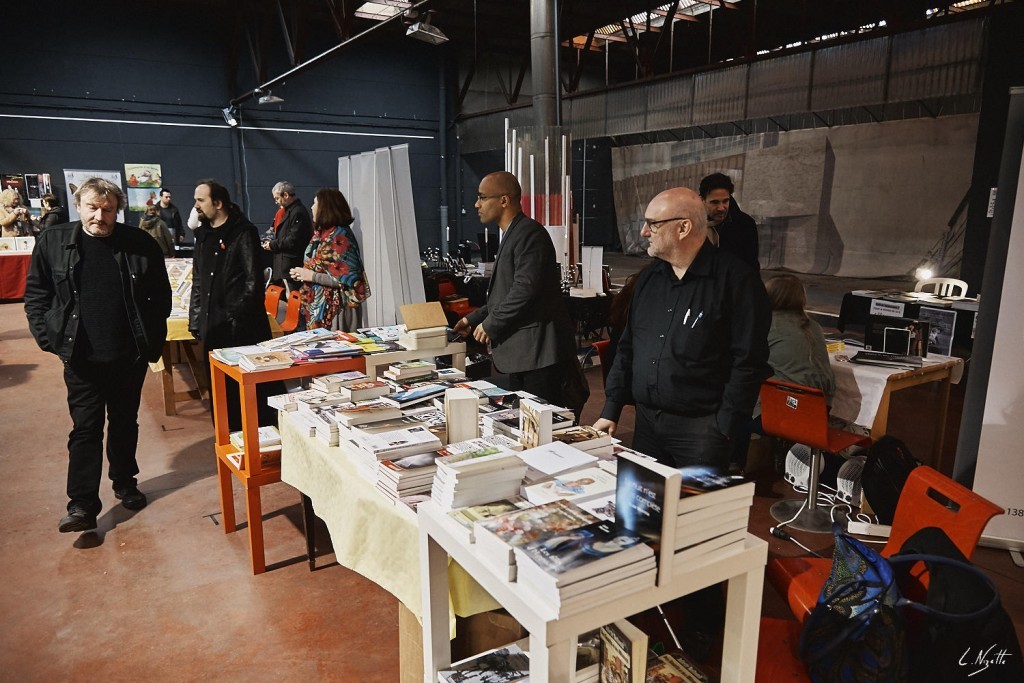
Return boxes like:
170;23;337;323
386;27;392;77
595;187;771;471
452;171;576;406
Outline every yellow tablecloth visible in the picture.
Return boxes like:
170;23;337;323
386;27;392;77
278;412;499;624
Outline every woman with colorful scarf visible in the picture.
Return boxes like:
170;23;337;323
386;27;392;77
288;188;369;330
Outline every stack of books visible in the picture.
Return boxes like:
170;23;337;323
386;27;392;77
382;359;436;382
266;388;326;412
645;651;709;682
513;519;656;615
311;407;344;446
330;400;404;429
381;382;447;409
337;380;391;402
516;441;599;484
522;466;617;506
348;409;448;446
226;425;282;468
431;437;526;511
473;500;598;580
289;339;363;362
376;450;443;502
671;466;754;569
445;496;532;543
294;392;354;413
310;370;368;393
551;426;614;457
437;643;530;683
351;425;442;465
238;350;294;372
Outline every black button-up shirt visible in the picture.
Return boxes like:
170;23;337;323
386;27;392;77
601;241;771;439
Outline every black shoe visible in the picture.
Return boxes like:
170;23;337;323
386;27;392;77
59;508;97;533
115;487;148;510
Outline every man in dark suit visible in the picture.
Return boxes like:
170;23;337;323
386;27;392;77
453;171;575;406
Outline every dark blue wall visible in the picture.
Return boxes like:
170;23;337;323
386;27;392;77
1;1;446;245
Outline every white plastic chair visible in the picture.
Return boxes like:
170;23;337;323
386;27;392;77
914;277;967;297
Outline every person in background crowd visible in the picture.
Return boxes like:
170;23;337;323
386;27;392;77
24;177;171;533
729;273;835;472
288;188;368;331
38;193;69;230
190;179;279;430
262;181;312;290
699;172;760;272
139;204;175;258
453;171;578;408
1;189;34;237
156;188;186;246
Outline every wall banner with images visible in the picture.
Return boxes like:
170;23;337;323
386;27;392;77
63;169;125;223
124;163;162;189
127;188;161;213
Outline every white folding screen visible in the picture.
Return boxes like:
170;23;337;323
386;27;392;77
339;144;425;327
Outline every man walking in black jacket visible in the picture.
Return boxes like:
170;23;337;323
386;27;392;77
25;177;172;533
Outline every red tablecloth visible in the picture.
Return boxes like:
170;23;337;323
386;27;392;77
0;254;31;299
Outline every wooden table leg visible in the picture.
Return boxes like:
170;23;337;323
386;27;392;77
217;458;236;533
871;386;893;441
246;484;266;575
160;342;176;416
529;633;575;683
300;493;316;571
420;530;452;681
933;375;952;465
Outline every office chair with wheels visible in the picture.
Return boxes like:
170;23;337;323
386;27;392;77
914;277;968;297
759;379;873;533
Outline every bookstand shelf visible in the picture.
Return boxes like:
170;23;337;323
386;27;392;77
210;355;365;575
418;501;768;682
361;341;467;379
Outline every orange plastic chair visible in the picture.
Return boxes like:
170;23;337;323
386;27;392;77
279;289;303;332
591;339;610;383
760;379;873;534
767;465;1003;623
264;285;285;319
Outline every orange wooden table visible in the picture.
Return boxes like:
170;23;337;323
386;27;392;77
210;355;366;574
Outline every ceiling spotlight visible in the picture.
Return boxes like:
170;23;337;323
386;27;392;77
255;88;285;105
221;106;239;127
406;11;448;45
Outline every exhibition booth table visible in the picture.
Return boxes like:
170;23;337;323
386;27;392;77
418;501;768;682
0;253;31;299
830;351;964;462
212;341;467;575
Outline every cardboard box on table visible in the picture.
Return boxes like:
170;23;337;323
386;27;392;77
399;302;449;350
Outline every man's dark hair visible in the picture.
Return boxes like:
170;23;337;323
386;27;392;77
699;172;735;198
198;179;231;208
159;188;171;197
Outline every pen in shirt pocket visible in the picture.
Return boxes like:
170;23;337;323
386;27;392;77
692;310;704;328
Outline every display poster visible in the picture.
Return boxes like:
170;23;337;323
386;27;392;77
63;169;125;223
127;187;160;212
124;163;162;188
917;306;957;356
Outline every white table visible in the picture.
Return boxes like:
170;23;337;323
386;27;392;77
418;501;768;683
830;351;964;461
362;341;467;379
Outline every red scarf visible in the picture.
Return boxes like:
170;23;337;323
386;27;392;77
272;207;286;234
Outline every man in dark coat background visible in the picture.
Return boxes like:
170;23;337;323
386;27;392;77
262;181;312;289
699;172;760;272
191;179;279;429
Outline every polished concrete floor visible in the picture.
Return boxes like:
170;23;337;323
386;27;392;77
2;278;1021;680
